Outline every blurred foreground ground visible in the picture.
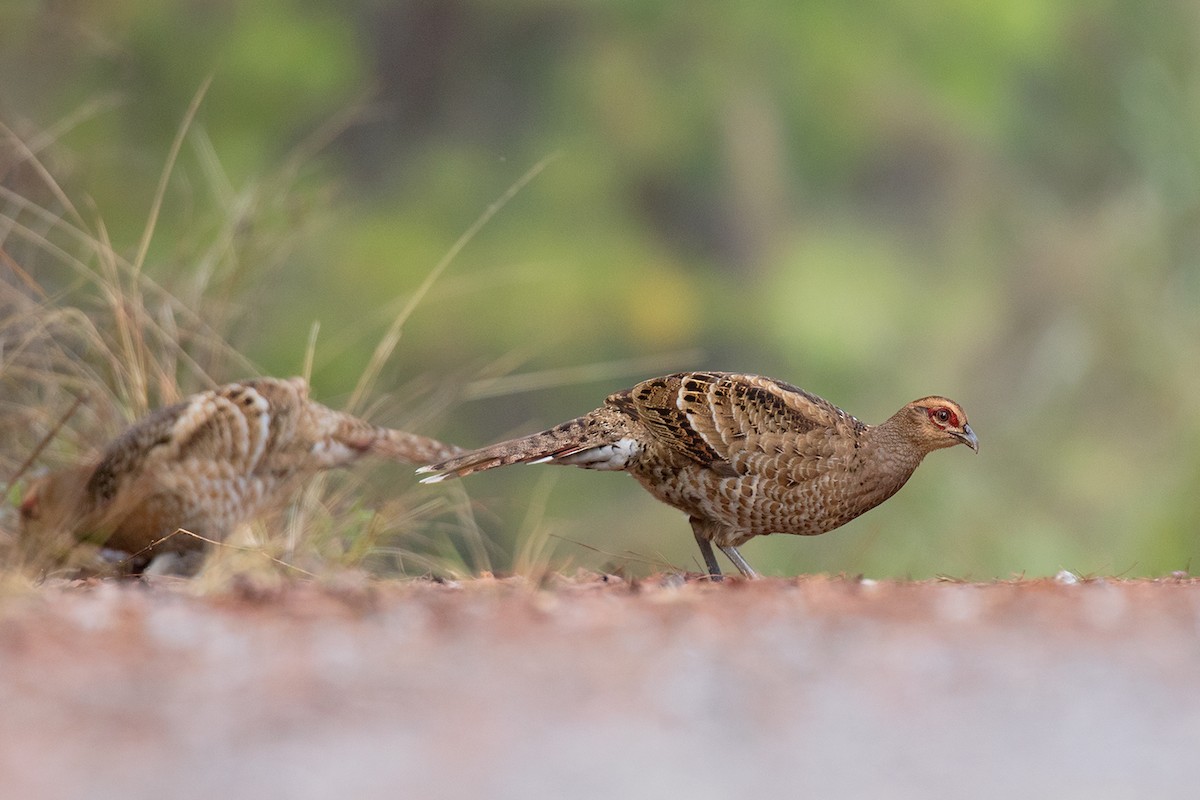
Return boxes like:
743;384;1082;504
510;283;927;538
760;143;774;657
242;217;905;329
1;574;1196;799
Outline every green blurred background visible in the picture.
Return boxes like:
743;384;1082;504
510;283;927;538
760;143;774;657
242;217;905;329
3;0;1198;578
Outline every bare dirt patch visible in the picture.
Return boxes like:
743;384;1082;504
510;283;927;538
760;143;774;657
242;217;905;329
2;574;1197;799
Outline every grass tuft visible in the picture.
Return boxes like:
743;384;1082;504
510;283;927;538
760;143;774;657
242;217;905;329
0;109;469;586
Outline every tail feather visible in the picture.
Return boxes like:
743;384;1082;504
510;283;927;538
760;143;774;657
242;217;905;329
329;413;463;466
418;409;634;483
371;429;463;465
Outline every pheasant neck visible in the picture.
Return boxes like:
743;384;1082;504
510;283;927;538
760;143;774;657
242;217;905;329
864;414;931;487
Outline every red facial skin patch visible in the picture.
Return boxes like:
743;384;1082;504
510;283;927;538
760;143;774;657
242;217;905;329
927;407;959;429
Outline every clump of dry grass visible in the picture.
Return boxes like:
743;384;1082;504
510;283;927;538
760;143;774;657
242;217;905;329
0;99;475;585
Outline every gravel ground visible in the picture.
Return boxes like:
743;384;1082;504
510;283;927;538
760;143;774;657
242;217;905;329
1;573;1196;799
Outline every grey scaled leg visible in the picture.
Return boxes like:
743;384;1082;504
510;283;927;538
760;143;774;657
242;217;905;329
718;545;760;579
689;517;724;579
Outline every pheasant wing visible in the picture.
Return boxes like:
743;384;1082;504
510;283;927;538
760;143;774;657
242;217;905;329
617;372;863;476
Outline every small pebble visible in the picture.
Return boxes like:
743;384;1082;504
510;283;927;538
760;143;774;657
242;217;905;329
659;572;687;590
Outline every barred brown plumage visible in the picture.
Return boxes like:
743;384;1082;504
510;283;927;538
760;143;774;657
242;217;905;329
19;377;461;574
419;371;977;578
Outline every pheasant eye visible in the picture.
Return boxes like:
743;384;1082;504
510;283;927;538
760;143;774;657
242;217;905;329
19;495;39;521
928;407;958;427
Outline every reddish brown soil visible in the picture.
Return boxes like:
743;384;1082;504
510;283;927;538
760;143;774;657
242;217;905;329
2;574;1197;799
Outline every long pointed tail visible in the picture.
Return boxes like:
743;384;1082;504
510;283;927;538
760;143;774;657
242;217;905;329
322;408;463;467
370;429;463;465
417;407;637;483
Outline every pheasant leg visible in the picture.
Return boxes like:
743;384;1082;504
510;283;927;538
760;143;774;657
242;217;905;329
719;545;760;579
690;523;724;579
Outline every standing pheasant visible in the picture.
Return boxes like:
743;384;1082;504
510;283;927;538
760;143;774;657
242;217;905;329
419;372;977;578
19;377;460;574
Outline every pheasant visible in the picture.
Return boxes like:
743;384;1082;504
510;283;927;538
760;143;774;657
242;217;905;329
19;377;461;574
419;371;977;578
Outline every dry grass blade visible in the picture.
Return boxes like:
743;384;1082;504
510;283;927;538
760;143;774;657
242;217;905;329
547;533;681;574
1;102;119;230
132;77;211;277
117;528;317;578
4;392;87;495
348;152;561;413
511;470;567;581
302;321;320;385
463;348;705;400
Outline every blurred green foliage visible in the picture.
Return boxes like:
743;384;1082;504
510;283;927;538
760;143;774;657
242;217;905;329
3;0;1200;577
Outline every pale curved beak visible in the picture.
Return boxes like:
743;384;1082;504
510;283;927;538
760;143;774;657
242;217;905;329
956;423;979;453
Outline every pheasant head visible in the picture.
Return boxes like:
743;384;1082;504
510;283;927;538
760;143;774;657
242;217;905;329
20;466;95;537
18;465;100;562
883;396;978;455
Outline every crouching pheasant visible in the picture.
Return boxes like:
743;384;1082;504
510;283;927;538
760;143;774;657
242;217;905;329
19;377;460;574
419;372;977;578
